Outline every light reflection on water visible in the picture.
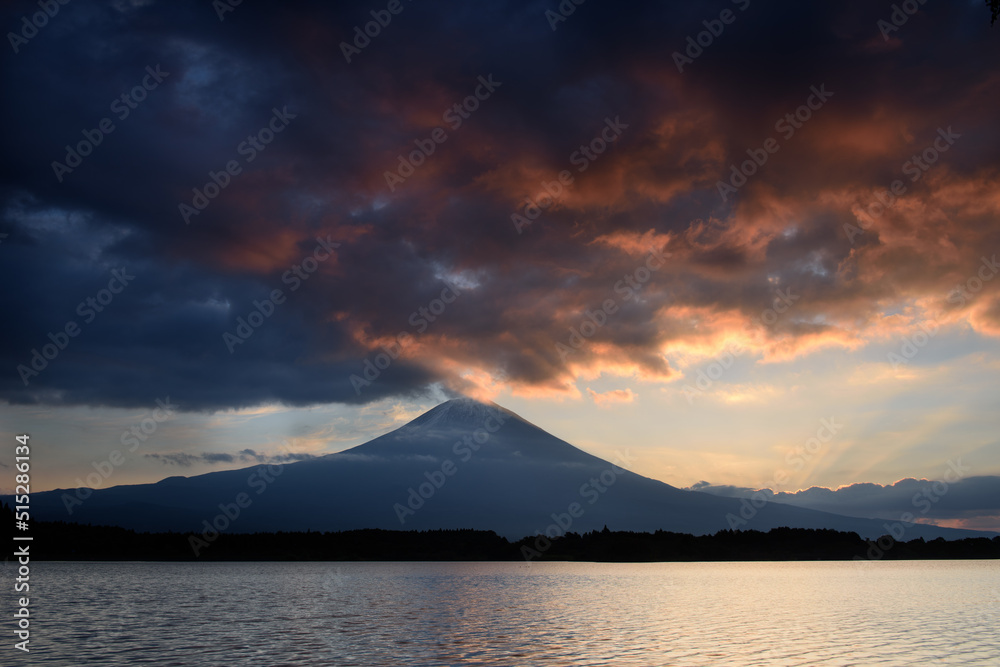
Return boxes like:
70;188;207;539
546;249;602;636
19;560;1000;666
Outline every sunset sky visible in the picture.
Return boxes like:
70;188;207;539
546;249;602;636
1;0;998;528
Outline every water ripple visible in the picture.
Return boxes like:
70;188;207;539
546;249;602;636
13;560;1000;666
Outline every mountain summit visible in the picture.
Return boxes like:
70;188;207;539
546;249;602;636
18;398;994;541
345;397;604;464
401;397;511;429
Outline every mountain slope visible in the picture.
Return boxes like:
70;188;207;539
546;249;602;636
16;398;996;541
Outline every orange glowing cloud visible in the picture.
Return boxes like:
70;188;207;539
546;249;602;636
587;387;637;406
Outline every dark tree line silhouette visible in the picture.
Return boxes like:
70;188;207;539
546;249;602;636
3;503;996;561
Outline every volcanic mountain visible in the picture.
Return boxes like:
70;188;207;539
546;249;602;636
20;398;994;540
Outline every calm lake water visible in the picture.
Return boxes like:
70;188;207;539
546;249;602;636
16;560;1000;666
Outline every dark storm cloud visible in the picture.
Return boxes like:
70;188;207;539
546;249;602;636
144;448;316;467
237;448;317;464
144;452;235;467
1;0;999;410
